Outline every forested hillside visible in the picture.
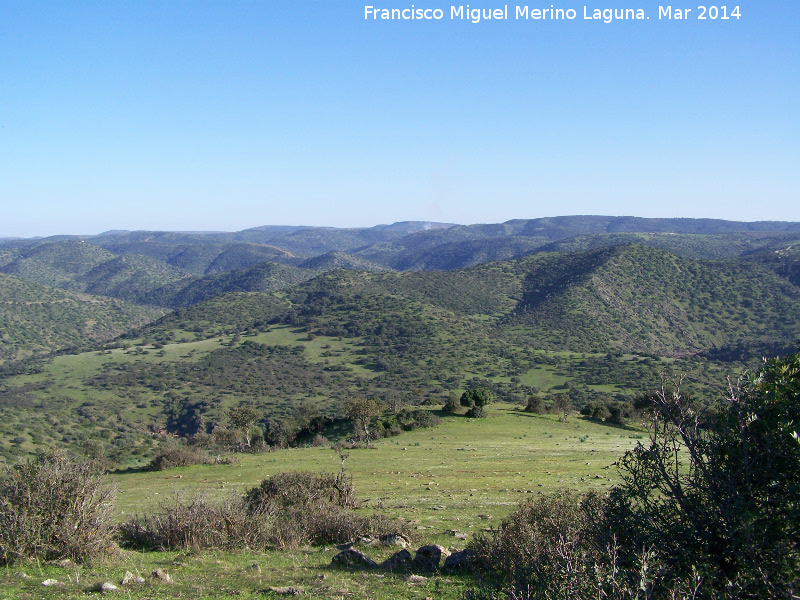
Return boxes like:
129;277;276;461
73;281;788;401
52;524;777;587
0;273;166;363
1;217;799;464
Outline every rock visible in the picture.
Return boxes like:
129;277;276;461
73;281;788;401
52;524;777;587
380;549;413;572
330;549;378;569
380;533;412;548
96;582;118;593
152;568;173;583
121;571;145;585
55;558;74;569
408;574;428;584
15;572;30;579
412;545;449;573
268;586;304;595
41;579;60;586
442;549;478;574
247;563;262;574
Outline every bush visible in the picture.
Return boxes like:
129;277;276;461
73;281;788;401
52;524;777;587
460;388;493;418
147;445;210;471
604;352;800;598
121;470;414;551
443;393;460;413
119;492;276;551
0;452;115;564
245;470;355;509
467;349;800;599
465;491;687;600
524;395;544;414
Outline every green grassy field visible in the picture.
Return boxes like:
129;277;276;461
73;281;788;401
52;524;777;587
2;406;642;599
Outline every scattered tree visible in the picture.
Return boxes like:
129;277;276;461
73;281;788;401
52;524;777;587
524;394;544;414
460;388;493;418
553;394;570;422
344;396;382;443
443;392;460;413
228;405;261;448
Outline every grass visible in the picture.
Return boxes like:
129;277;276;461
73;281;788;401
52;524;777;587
1;548;473;599
111;406;635;524
3;405;640;599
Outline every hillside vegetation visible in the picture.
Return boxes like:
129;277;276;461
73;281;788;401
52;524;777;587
0;273;165;364
2;242;797;463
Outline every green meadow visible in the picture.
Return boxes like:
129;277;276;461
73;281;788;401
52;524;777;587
2;406;642;599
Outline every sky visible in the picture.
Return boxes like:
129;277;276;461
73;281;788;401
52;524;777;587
1;1;798;237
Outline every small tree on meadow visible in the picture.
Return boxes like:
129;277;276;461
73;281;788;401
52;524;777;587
524;395;545;414
228;405;261;448
460;388;493;418
443;392;460;413
344;396;382;443
553;394;571;422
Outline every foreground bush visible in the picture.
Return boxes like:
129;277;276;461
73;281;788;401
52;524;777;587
466;349;800;599
118;492;277;551
604;350;800;598
121;470;414;551
0;452;115;564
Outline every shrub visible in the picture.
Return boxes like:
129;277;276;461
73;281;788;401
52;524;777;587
524;395;544;414
604;352;800;598
468;349;800;600
465;491;682;600
147;445;210;471
443;393;460;413
460;388;493;418
245;470;355;509
0;452;115;564
121;470;414;551
119;492;276;551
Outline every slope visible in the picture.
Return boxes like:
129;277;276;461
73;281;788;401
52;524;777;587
500;245;800;356
0;273;166;363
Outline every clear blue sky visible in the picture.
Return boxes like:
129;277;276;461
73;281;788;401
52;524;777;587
1;1;798;237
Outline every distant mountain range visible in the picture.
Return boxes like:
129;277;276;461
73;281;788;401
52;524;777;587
1;216;798;364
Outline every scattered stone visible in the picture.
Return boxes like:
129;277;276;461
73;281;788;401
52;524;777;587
477;514;492;520
380;533;411;548
330;549;378;569
41;579;60;586
442;549;478;573
268;586;304;595
15;572;30;579
152;568;173;583
407;574;428;584
247;563;262;574
93;582;118;593
121;571;145;585
380;549;413;572
356;536;376;546
451;531;468;540
412;545;449;573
